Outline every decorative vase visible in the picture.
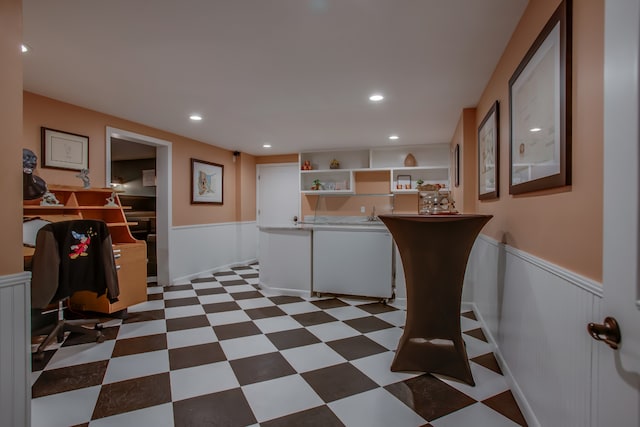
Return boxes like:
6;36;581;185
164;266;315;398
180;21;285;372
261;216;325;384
404;153;417;167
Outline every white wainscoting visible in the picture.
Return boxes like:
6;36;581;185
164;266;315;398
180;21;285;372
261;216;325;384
0;272;31;427
465;235;602;427
170;221;258;283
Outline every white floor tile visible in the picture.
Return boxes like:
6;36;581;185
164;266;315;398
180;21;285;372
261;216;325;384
329;388;427;427
350;352;420;386
219;334;278;360
430;402;521;427
127;300;165;313
117;319;167;340
435;363;511;402
462;335;494;359
278;301;321;315
254;316;301;334
163;289;197;300
146;286;164;295
197;293;233;305
307;321;360;342
324;306;370;321
164;304;206;320
170;361;239;401
226;284;260;293
31;370;42;386
167;326;218;349
242;374;324;422
45;341;116;370
365;327;403;350
236;298;275;310
102;350;170;384
281;343;346;373
206;310;251;326
89;403;174;427
375;309;407;327
460;316;481;332
31;385;101;427
191;281;223;290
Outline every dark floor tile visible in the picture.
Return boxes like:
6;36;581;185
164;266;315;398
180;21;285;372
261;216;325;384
231;266;252;271
267;328;321;350
122;309;165;324
269;295;305;305
191;276;218;283
230;352;296;386
213;271;236;277
357;302;399;315
240;272;259;279
202;301;241;313
219;279;248;286
326;335;388;360
31;350;56;372
292;311;337;327
244;305;287;320
112;333;167;357
385;374;476;421
164;297;201;308
195;286;226;296
173;388;257;427
62;326;120;346
311;299;349;310
471;352;503;375
261;405;345;427
344;316;394;334
483;390;528;426
301;363;378;403
464;327;488;342
229;290;264;300
164;284;193;291
166;315;211;332
92;372;172;420
70;423;89;427
147;292;163;301
461;310;477;321
169;342;227;370
32;360;108;398
213;321;261;340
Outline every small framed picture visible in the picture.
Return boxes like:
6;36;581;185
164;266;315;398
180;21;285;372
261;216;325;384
478;101;499;200
41;127;89;171
191;158;223;204
397;174;412;190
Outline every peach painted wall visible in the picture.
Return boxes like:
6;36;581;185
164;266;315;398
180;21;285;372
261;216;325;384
255;154;298;164
237;153;257;222
23;92;256;227
450;108;479;214
0;0;24;275
470;0;604;281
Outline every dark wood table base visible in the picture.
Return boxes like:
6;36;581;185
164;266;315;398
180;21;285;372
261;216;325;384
379;214;492;386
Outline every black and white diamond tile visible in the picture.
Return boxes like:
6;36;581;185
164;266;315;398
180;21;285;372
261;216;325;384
31;264;527;427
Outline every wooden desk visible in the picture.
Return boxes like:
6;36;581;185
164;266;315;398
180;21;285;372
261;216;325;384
378;214;492;386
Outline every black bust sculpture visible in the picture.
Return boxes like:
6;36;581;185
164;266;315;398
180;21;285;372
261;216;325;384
23;148;47;200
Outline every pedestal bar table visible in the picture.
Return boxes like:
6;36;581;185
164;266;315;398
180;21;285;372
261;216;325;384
379;214;492;386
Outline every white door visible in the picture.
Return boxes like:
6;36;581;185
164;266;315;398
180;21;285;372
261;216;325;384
597;1;640;425
257;163;300;226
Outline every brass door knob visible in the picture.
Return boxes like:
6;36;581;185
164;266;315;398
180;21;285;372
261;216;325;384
587;316;621;350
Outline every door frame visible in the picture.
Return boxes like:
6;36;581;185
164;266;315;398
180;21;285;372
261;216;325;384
105;127;172;286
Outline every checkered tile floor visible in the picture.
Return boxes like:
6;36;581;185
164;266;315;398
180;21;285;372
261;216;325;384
31;263;528;426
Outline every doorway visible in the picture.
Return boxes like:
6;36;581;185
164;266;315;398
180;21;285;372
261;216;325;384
105;127;172;286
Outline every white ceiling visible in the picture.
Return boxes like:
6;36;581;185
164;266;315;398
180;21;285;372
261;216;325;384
22;0;527;156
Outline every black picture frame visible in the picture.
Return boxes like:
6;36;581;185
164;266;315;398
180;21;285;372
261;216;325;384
478;101;500;200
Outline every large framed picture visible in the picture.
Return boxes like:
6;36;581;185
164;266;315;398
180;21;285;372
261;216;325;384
478;101;499;200
191;158;223;204
509;0;571;195
41;127;89;171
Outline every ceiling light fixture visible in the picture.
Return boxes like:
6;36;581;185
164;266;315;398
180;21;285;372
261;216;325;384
21;44;29;53
189;114;202;121
263;144;272;149
369;93;384;102
530;127;542;132
389;135;399;140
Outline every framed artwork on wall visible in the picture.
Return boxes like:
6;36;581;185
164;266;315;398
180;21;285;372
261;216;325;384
191;158;223;204
454;144;460;188
478;101;500;200
508;0;572;195
41;127;89;171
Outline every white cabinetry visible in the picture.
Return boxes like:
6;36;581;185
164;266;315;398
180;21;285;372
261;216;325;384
300;144;450;194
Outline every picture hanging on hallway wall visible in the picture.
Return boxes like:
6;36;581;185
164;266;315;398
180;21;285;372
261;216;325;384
508;0;571;195
478;100;499;200
191;158;223;204
41;127;89;171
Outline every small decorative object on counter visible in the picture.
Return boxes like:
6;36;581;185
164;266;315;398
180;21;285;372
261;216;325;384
105;192;119;207
301;160;313;170
40;191;62;206
76;168;91;188
419;187;457;215
404;153;417;167
415;179;424;189
311;179;322;190
330;159;340;169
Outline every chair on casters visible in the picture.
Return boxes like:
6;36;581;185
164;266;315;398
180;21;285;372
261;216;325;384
30;219;120;360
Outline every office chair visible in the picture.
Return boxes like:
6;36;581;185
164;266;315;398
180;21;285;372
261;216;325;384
29;219;120;360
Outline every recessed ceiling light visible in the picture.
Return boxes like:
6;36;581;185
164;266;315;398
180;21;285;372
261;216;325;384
21;44;29;53
263;144;272;149
389;135;399;140
530;127;542;132
189;114;202;121
369;93;384;102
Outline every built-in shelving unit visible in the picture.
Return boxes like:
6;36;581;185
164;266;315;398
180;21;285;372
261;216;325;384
299;144;450;194
23;185;147;314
